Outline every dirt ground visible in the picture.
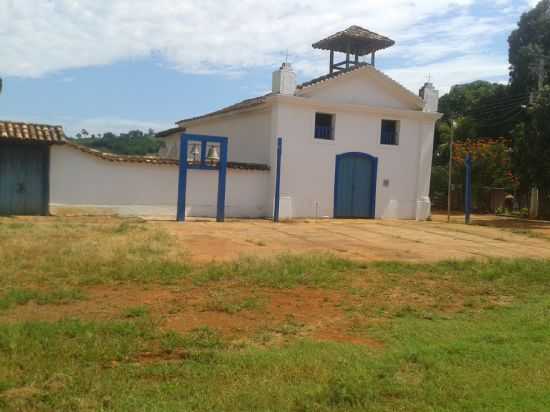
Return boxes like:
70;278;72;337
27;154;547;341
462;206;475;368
2;213;550;347
157;213;550;263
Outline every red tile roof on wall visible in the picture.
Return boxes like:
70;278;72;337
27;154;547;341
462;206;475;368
0;120;66;143
65;141;269;171
0;120;269;171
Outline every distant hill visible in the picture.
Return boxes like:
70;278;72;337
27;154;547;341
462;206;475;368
70;129;164;156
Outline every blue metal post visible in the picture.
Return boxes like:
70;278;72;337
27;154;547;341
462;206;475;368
177;134;189;222
274;137;282;222
465;153;472;224
217;140;228;222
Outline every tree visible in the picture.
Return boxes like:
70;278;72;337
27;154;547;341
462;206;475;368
433;81;520;171
72;129;164;156
431;139;518;211
512;87;550;216
509;0;550;94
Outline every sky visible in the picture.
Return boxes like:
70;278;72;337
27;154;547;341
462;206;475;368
0;0;541;136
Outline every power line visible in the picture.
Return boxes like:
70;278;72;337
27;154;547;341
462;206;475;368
461;99;529;119
474;109;524;128
469;97;529;116
452;93;530;118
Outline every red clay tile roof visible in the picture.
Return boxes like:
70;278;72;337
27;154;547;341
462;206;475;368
156;126;186;138
0;120;65;143
297;63;370;89
65;141;269;171
177;94;273;125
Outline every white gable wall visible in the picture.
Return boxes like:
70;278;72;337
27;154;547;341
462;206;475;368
271;97;437;219
297;69;422;110
161;108;272;165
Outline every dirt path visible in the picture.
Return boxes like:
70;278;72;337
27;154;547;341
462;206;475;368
159;214;550;263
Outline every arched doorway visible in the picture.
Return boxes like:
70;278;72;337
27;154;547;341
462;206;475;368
334;152;378;219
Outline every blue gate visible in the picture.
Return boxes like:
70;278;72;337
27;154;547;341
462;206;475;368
334;152;378;219
0;142;49;216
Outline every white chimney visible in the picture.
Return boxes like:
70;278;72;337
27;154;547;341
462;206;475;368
419;82;439;113
272;62;297;95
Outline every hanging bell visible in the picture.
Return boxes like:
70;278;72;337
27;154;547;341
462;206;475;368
207;145;220;164
188;143;201;163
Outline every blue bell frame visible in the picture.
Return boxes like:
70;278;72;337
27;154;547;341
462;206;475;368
177;133;228;222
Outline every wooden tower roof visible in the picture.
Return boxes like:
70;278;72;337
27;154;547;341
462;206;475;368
312;25;395;56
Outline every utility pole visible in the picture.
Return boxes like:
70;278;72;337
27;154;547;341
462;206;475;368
447;120;456;223
531;57;546;103
528;57;546;219
537;57;545;93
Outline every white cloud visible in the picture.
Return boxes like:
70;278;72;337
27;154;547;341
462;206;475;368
2;112;170;136
386;54;509;94
0;0;535;97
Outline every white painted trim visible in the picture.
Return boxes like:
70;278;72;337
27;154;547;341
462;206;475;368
272;94;442;121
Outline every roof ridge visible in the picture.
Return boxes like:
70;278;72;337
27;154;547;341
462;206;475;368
297;63;370;89
0;120;66;143
173;63;423;126
0;119;64;129
177;93;273;124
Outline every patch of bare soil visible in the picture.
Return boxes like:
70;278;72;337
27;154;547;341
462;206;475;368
1;269;513;348
160;215;550;264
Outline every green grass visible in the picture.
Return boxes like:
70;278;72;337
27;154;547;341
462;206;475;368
202;294;264;314
122;306;150;319
1;295;550;411
0;219;359;289
2;218;550;410
0;288;86;311
194;254;364;289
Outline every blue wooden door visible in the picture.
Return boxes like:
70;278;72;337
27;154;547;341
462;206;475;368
334;153;378;218
0;143;49;215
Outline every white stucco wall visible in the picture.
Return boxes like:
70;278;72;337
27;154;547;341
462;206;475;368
50;145;270;218
270;95;438;220
161;108;272;165
297;68;423;111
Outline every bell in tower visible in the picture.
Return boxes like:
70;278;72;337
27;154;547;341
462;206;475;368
312;25;395;74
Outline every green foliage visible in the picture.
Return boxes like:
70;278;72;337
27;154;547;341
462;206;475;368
509;0;550;93
432;139;517;210
71;129;164;156
429;165;449;207
513;87;550;215
436;81;518;150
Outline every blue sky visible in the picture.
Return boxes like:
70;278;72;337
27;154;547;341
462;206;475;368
0;0;539;136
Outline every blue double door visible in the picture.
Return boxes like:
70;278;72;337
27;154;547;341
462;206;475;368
334;153;378;219
0;143;49;215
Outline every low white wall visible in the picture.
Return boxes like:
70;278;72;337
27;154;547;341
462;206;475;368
50;145;270;218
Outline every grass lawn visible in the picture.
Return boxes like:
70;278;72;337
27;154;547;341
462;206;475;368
1;217;550;411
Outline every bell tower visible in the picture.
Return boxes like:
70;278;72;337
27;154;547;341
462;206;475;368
312;26;395;74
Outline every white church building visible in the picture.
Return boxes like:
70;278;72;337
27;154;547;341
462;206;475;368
0;26;441;220
157;26;441;220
